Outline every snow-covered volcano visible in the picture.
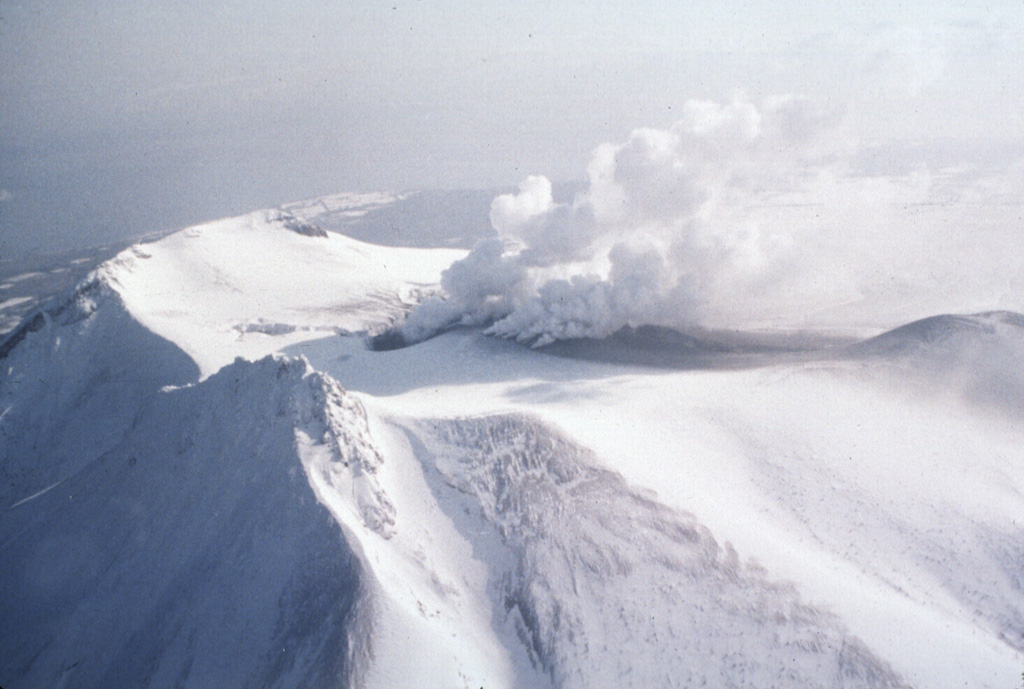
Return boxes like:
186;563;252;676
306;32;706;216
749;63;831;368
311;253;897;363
2;198;1023;689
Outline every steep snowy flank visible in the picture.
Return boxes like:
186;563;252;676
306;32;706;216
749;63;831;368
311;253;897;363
403;414;908;689
0;351;398;689
0;276;199;507
292;324;1024;689
0;271;400;688
0;241;140;337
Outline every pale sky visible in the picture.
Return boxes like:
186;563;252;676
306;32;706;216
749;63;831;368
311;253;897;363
1;0;1022;257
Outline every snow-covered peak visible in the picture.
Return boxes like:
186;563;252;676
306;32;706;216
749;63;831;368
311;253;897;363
851;310;1024;357
1;349;395;688
80;209;465;376
3;195;1024;689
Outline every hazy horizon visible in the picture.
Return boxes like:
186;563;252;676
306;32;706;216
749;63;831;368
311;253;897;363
2;1;1022;258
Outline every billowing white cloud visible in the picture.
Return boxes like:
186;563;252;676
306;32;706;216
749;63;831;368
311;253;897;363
397;94;1024;347
489;175;555;235
398;95;835;345
398;237;529;344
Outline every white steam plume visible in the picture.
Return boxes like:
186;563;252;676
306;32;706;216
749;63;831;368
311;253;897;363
398;94;1024;346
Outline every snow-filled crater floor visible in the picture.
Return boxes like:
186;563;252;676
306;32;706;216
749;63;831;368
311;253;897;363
2;207;1023;689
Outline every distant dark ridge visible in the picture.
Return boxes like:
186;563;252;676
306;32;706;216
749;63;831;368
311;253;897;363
539;323;855;362
0;309;44;358
611;324;727;351
367;320;855;362
0;238;150;340
0;311;45;359
537;324;744;370
369;322;729;356
366;320;467;351
0;278;108;359
848;310;1024;357
367;328;411;352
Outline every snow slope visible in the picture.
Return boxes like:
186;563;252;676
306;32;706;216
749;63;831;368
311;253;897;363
97;208;464;376
3;204;1023;689
402;414;907;688
2;356;373;689
0;282;374;687
290;325;1024;689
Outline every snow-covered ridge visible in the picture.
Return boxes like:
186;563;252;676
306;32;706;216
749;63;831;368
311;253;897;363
1;348;391;688
288;356;396;538
0;259;401;687
844;310;1024;417
404;413;908;689
61;209;466;376
1;274;199;506
850;310;1024;357
3;199;1024;689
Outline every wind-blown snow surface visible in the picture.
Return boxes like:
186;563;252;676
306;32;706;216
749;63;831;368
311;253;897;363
2;208;1023;689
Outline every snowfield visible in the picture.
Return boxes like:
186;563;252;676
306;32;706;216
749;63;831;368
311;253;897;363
2;202;1023;689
